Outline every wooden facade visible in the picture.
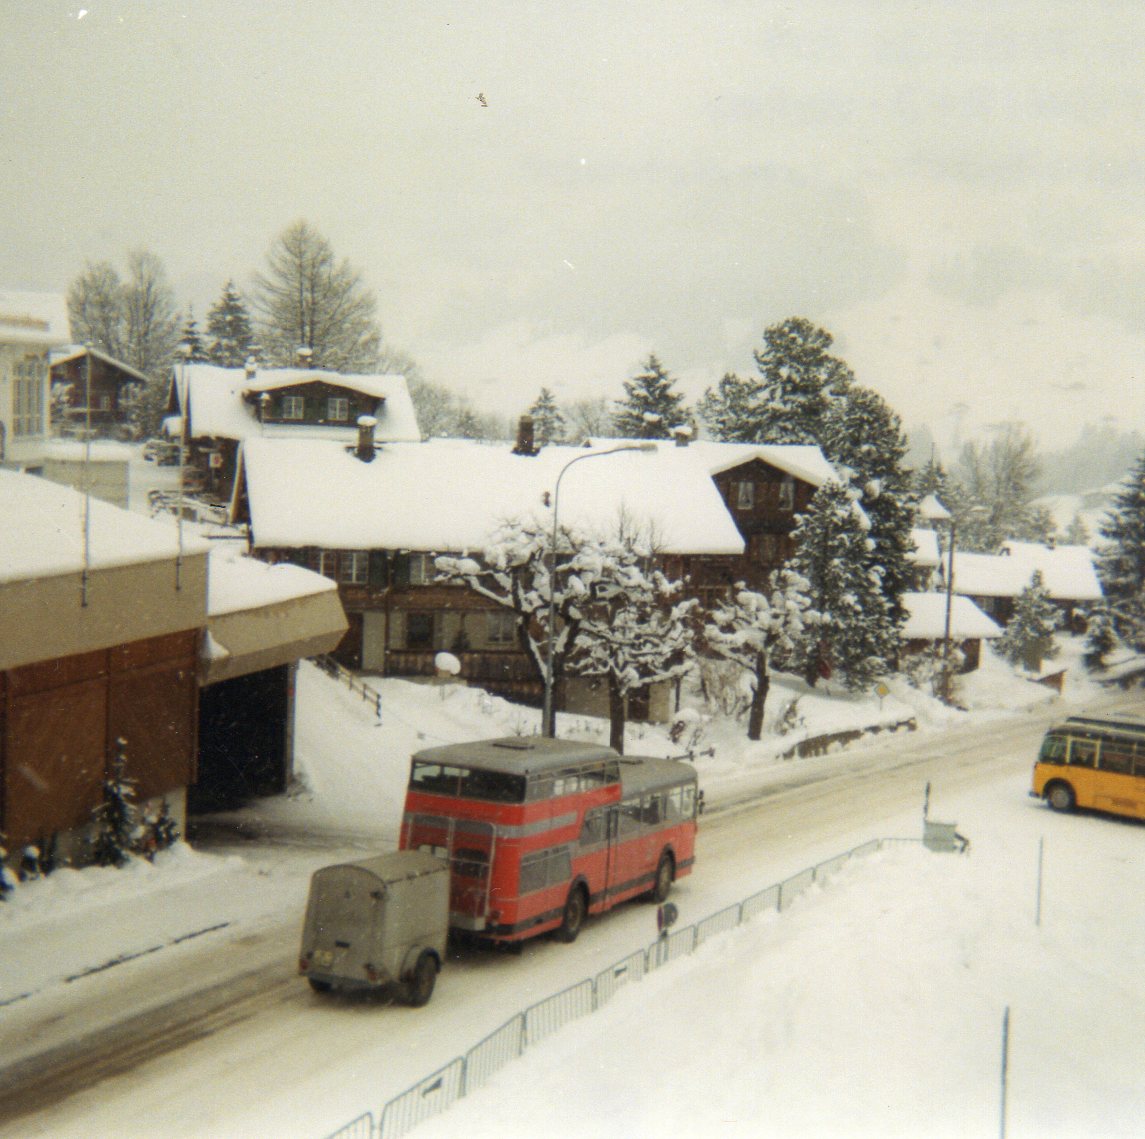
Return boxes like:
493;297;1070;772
50;349;145;437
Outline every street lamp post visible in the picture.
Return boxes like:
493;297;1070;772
542;442;658;738
919;494;956;704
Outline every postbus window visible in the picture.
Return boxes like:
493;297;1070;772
1039;735;1067;764
1069;739;1097;768
1101;744;1134;775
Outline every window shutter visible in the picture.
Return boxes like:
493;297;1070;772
393;553;411;586
368;551;389;588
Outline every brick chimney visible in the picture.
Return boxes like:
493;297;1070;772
672;423;693;447
513;414;537;456
356;415;377;462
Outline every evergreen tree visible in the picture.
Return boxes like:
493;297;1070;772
1094;449;1145;650
751;317;853;444
180;307;208;362
528;387;565;445
697;371;765;442
252;220;381;372
1063;513;1090;546
612;354;690;439
702;569;817;740
91;740;141;867
1082;603;1118;670
994;570;1061;672
821;384;916;628
206;280;256;367
789;481;898;690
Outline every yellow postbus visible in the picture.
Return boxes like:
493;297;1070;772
1031;712;1145;819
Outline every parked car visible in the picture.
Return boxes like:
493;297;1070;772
142;438;183;465
298;850;449;1006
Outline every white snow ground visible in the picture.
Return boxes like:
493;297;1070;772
1;639;1142;1138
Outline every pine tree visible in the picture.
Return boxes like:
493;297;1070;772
1095;449;1145;650
697;371;765;442
612;354;690;439
180;307;208;362
751;317;854;444
91;740;141;868
206;280;256;367
1063;513;1090;546
994;570;1061;672
528;387;565;445
702;569;817;740
821;384;916;628
1082;604;1118;670
789;481;898;690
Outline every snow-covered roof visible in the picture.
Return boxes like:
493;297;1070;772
238;437;747;556
0;469;208;584
0;291;70;347
669;440;840;489
49;345;150;384
951;542;1102;601
173;364;420;444
908;528;941;568
42;440;136;464
207;546;339;617
901;591;1002;640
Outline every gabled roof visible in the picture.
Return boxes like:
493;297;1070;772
901;591;1002;640
0;291;70;347
908;528;942;568
951;542;1102;601
172;364;420;443
50;345;150;385
667;440;840;489
237;437;748;556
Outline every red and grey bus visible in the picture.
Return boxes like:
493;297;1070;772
397;737;698;944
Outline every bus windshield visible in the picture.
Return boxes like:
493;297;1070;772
409;762;527;803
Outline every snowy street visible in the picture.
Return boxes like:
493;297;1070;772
2;652;1135;1138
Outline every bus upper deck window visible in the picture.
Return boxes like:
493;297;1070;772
1039;735;1067;764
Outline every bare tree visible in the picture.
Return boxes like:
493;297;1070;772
68;261;126;359
565;395;613;442
252;220;381;371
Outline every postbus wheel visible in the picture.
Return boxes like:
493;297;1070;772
554;884;588;943
651;851;675;903
404;951;438;1007
1046;782;1076;813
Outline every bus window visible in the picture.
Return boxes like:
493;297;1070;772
453;848;490;880
1039;735;1067;764
579;808;605;848
641;793;664;826
411;763;465;794
619;798;643;835
1069;739;1097;768
1101;744;1134;775
519;847;572;894
458;767;526;803
665;787;683;821
681;785;696;819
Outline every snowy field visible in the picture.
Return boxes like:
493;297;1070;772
1;638;1142;1138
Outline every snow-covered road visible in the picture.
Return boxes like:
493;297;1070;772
0;689;1091;1139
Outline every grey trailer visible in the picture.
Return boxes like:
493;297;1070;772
299;849;449;1006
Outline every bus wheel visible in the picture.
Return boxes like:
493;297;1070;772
1047;782;1076;812
404;952;438;1007
555;885;587;943
651;852;674;903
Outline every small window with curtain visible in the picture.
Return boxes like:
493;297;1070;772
734;480;754;510
282;395;305;420
327;396;350;422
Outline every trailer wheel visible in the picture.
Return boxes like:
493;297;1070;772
308;978;332;994
404;951;438;1007
554;884;588;943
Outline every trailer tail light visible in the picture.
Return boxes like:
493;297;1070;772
298;956;310;974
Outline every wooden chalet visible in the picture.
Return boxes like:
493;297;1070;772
49;346;149;438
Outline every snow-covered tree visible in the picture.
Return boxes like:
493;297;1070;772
180;307;208;362
1082;603;1118;670
702;569;817;740
68;260;127;360
789;480;898;690
528;387;565;445
821;384;916;628
751;317;854;444
0;840;15;900
565;395;613;442
994;570;1061;672
1093;449;1145;652
91;740;142;868
612;354;690;439
697;371;765;443
206;280;256;367
566;539;697;753
252;220;381;372
408;376;502;440
1063;513;1090;546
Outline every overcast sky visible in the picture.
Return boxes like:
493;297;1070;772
4;1;1145;453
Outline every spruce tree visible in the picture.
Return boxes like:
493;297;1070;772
994;570;1061;672
1095;450;1145;651
752;317;854;444
789;481;898;690
91;740;141;868
206;280;256;367
180;307;209;362
528;387;565;445
612;354;690;439
697;371;765;442
1082;604;1118;670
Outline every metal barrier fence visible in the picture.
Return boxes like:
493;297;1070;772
323;835;914;1139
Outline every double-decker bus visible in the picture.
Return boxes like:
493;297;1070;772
1031;712;1145;820
398;737;698;945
